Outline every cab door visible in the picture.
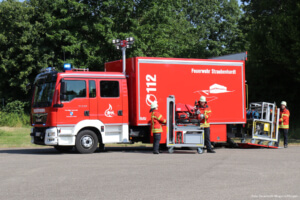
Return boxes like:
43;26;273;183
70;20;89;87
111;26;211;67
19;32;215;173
57;79;89;125
97;79;123;124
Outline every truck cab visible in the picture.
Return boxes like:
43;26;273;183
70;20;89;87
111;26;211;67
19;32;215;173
30;67;129;153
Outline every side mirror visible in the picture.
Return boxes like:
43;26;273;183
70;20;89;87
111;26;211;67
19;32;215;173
60;81;67;101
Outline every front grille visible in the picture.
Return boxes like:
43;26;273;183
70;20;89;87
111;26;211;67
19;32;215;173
32;127;46;145
33;113;48;124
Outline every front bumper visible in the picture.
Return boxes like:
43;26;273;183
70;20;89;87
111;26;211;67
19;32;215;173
30;127;58;145
30;127;76;146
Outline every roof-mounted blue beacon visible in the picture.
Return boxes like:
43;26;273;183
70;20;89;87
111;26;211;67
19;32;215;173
63;63;72;71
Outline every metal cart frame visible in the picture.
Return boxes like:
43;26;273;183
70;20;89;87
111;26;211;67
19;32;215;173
242;102;280;146
166;95;204;154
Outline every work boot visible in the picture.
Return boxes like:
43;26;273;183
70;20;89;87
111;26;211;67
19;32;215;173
207;149;216;153
284;145;288;148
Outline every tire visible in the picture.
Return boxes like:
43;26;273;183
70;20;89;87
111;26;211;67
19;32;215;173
54;146;73;153
75;130;98;154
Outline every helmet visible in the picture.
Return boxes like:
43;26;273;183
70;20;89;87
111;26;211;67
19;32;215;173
150;101;158;109
281;101;287;106
200;96;206;103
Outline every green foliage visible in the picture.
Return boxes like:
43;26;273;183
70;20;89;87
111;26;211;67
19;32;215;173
241;0;300;135
0;100;30;127
184;0;246;57
0;0;39;100
3;100;29;113
0;111;30;127
0;0;245;104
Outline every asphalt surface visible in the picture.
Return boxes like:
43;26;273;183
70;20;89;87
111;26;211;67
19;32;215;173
0;146;299;200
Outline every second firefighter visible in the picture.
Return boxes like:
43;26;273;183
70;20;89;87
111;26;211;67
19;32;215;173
150;101;166;154
196;96;216;153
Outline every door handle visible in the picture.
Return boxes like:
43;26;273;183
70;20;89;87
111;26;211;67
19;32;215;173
118;110;123;116
84;111;90;116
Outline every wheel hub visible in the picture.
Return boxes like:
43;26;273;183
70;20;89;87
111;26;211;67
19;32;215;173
81;135;94;148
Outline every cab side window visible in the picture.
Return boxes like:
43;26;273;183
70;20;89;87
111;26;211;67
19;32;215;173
64;80;86;101
100;81;119;98
89;80;96;98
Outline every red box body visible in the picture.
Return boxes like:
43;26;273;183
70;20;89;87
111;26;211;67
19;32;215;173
105;57;246;142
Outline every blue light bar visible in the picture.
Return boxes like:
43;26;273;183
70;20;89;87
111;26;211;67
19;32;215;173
63;63;72;71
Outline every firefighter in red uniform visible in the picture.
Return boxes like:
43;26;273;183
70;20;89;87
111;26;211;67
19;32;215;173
275;101;290;148
196;96;215;153
150;101;166;154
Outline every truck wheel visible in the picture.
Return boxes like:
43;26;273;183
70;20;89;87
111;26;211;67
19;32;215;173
54;146;73;153
75;130;98;154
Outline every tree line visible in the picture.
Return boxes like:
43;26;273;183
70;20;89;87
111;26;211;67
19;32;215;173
0;0;299;135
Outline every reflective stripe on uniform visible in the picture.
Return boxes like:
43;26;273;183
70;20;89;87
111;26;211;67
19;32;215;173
152;128;163;133
200;123;210;128
279;125;289;129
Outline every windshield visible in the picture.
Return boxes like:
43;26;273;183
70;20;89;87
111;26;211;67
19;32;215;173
33;81;56;107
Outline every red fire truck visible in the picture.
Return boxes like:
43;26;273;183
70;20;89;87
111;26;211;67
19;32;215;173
30;57;246;153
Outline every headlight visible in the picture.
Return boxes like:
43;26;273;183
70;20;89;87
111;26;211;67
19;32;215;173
48;132;56;137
